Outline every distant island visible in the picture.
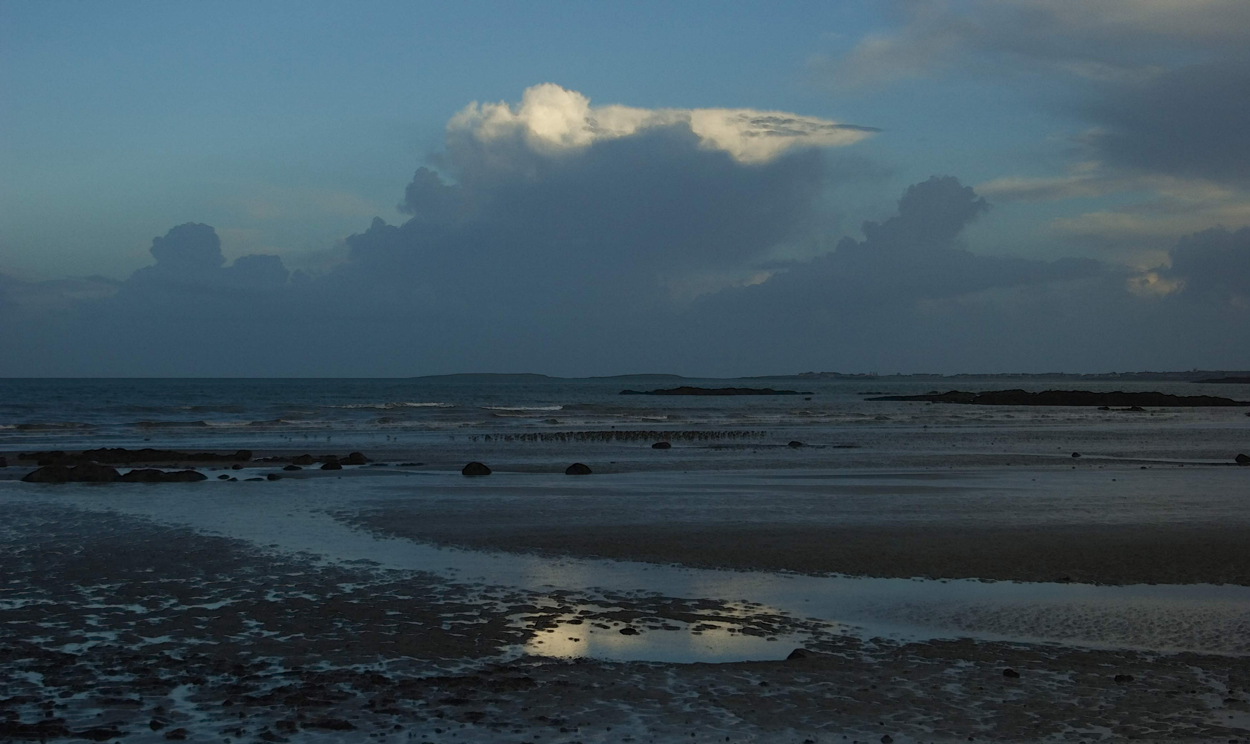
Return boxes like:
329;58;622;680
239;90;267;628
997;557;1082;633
620;386;812;396
867;389;1250;407
1200;377;1250;384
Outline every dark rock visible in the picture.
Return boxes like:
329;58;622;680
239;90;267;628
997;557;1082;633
22;463;120;483
399;462;423;467
0;720;72;739
245;477;265;482
868;389;1250;407
164;729;188;741
651;441;672;450
1003;668;1020;678
118;469;208;483
266;473;282;481
1236;454;1250;465
881;736;894;744
70;462;121;482
786;648;810;660
218;474;230;480
305;718;355;731
283;464;302;471
788;440;804;448
565;463;592;475
1114;674;1135;684
1071;452;1081;458
343;452;369;465
231;464;244;470
462;462;491;476
292;454;316;465
76;726;125;741
618;627;639;636
321;460;343;471
149;719;166;731
22;465;73;483
0;456;6;468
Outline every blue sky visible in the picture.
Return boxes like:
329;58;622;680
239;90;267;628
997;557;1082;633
2;1;1064;278
2;1;1248;375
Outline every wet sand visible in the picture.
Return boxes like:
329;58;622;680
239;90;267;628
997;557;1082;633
3;503;1249;742
353;517;1250;587
342;464;1250;587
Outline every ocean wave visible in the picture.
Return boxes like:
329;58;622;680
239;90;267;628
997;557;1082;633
328;402;454;410
480;405;564;412
130;420;209;428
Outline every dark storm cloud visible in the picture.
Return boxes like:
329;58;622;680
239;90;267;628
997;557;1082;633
351;122;826;313
665;176;1114;372
125;223;290;296
1084;60;1250;185
1160;226;1250;304
722;176;1097;305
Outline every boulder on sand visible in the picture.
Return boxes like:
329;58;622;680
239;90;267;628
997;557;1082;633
565;463;592;475
1236;453;1250;466
292;454;316;465
283;464;302;471
321;459;343;471
651;441;672;450
342;452;370;465
462;462;491;476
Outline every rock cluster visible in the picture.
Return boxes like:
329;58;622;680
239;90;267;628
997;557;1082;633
22;464;206;483
868;389;1250;407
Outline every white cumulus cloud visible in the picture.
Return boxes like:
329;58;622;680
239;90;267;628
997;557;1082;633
448;83;876;164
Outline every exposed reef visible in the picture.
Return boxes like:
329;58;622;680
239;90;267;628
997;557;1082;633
867;389;1250;407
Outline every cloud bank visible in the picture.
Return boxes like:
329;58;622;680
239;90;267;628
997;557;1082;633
1;84;1247;376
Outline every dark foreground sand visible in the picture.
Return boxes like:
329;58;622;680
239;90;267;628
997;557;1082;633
3;503;1250;742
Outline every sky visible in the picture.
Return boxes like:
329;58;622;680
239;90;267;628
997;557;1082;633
2;0;1248;376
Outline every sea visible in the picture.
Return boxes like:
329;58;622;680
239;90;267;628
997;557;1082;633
3;375;1249;662
3;375;1248;466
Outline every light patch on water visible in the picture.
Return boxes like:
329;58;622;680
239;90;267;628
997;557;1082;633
525;617;803;664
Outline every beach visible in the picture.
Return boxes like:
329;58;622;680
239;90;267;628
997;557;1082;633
2;376;1249;741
